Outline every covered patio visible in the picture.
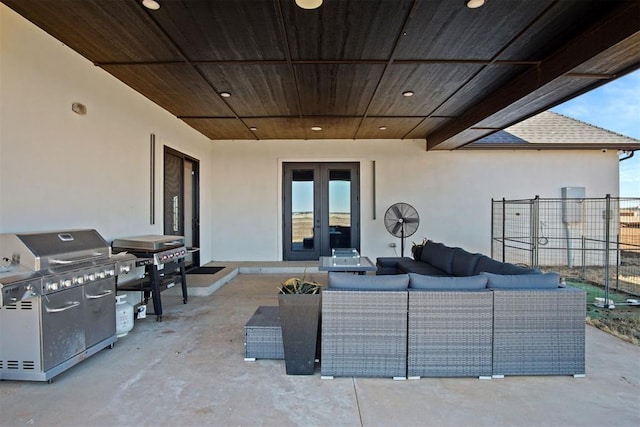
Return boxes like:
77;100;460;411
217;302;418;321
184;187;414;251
2;268;639;426
1;3;639;424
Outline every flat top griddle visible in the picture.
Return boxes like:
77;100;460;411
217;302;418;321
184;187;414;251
111;235;185;252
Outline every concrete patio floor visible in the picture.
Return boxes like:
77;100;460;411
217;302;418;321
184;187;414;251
1;267;639;427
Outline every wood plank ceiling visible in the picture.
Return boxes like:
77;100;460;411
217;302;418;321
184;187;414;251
4;0;640;149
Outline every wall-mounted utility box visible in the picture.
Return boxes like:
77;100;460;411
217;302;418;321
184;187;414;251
561;187;586;223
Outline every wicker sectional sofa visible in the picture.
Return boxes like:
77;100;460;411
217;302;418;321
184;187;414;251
320;244;586;379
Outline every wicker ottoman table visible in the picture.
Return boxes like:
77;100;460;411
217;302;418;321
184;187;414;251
244;306;284;361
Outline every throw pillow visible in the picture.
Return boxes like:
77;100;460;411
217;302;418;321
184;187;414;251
328;272;409;290
481;272;560;289
420;241;455;274
451;248;482;276
474;255;508;275
408;273;488;290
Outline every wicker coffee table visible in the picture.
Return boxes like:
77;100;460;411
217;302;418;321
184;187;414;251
244;306;284;361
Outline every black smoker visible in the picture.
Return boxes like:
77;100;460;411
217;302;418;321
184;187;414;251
111;235;188;322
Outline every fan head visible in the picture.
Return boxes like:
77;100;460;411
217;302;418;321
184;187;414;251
384;203;419;238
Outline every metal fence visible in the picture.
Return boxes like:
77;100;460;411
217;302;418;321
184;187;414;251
491;195;640;298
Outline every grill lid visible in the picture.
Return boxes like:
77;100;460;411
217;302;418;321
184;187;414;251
111;235;185;252
0;229;111;271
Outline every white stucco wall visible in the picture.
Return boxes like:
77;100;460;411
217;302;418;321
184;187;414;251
211;141;618;261
0;6;214;261
1;5;620;265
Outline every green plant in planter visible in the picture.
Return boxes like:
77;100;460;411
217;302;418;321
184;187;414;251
278;274;321;295
277;271;321;375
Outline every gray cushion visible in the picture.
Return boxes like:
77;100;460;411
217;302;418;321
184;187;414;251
408;273;488;290
420;241;455;274
376;257;407;275
328;272;409;290
481;272;560;289
397;258;449;276
474;255;507;274
474;256;537;275
499;263;539;275
404;265;450;276
451;248;482;277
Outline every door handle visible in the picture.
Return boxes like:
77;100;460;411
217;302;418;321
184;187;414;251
45;301;80;313
85;290;113;299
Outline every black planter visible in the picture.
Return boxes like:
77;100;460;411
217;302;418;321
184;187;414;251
278;293;321;375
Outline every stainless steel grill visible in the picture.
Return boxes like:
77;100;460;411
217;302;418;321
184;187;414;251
112;235;188;322
0;229;136;382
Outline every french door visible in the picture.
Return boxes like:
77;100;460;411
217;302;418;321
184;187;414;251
283;162;360;260
164;147;200;267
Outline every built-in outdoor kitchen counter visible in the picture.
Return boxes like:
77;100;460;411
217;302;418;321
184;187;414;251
111;235;188;322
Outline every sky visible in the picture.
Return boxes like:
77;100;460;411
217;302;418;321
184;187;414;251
551;69;640;198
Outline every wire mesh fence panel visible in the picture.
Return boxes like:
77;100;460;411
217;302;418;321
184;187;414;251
492;196;640;297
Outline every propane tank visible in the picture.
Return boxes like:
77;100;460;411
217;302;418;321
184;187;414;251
115;294;134;337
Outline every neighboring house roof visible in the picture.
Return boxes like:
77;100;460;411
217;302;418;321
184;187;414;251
466;111;640;150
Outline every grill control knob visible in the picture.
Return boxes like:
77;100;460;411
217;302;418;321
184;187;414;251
98;271;106;279
46;282;58;291
88;273;95;281
63;279;72;288
76;276;84;285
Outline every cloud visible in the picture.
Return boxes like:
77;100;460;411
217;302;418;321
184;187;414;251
552;70;640;197
552;70;640;139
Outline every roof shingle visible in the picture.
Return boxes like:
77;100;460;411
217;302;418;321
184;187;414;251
470;111;640;149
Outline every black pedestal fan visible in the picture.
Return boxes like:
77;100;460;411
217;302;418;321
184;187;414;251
384;203;420;257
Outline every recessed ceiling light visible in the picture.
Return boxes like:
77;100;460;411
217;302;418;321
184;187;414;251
466;0;485;9
249;126;258;131
402;91;414;97
296;0;323;10
378;126;387;131
219;92;231;98
311;126;322;131
142;0;160;11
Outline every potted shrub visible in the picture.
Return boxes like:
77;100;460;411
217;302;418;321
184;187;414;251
277;274;321;375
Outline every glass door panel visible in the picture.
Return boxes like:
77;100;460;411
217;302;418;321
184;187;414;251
291;169;316;253
329;169;352;250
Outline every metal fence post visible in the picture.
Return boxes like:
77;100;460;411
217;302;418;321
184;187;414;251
501;198;506;262
615;233;620;291
604;194;611;306
491;198;495;259
531;196;540;268
581;235;586;279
